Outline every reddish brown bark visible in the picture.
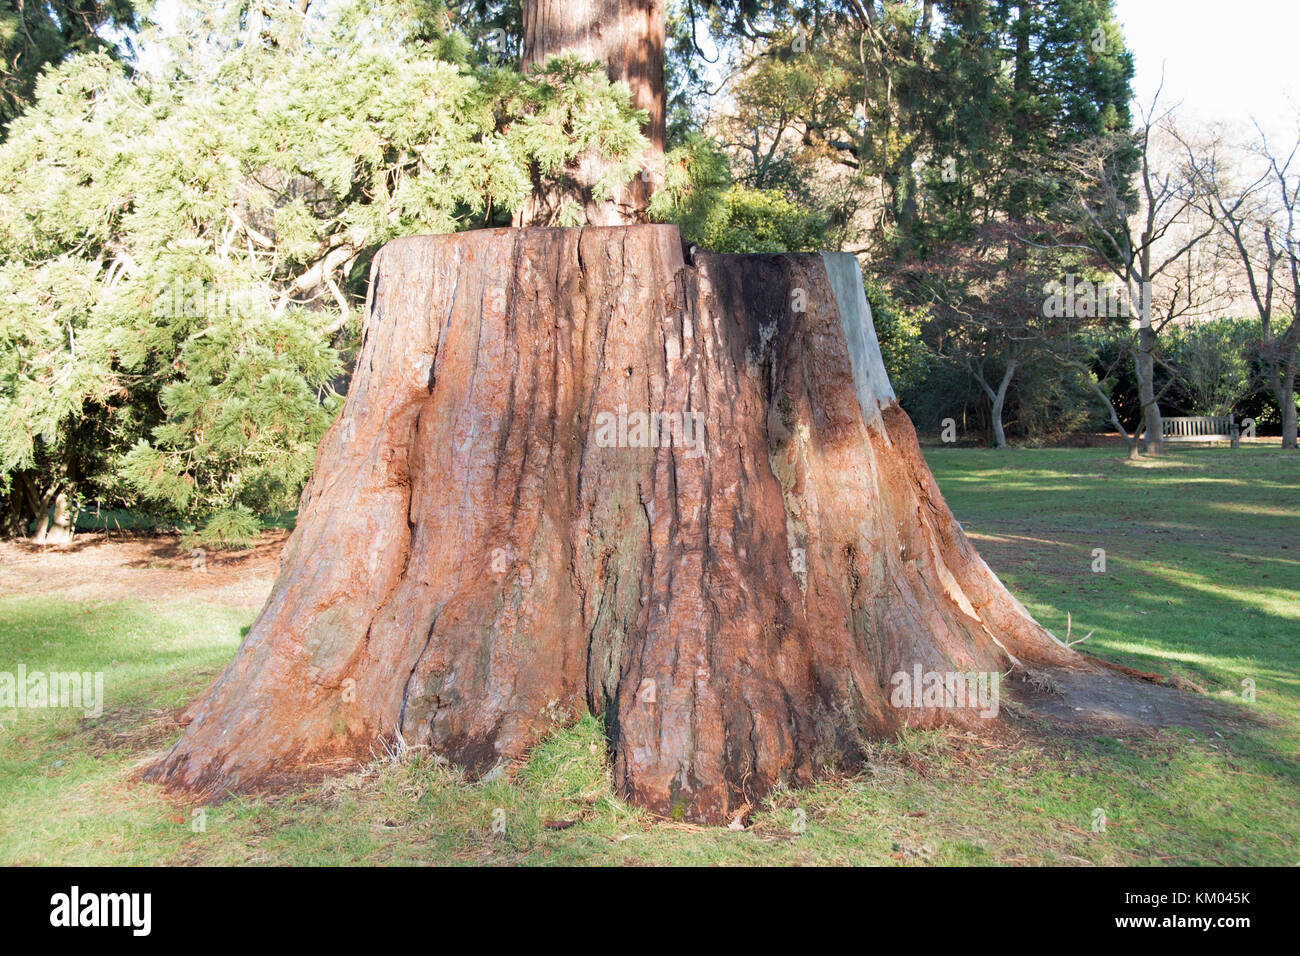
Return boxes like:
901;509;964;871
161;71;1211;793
146;225;1090;821
515;0;665;225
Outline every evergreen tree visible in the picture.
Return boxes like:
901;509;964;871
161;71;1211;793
678;0;1135;256
0;0;646;542
0;0;142;133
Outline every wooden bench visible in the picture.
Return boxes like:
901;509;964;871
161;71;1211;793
1162;415;1239;446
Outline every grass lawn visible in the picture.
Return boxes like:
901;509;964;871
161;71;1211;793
1;446;1296;865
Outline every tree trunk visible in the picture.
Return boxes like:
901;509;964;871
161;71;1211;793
42;490;74;546
26;477;58;545
989;361;1015;450
13;472;44;540
1275;369;1298;450
990;406;1007;450
973;360;1015;450
514;0;665;226
1007;0;1033;219
1082;375;1138;458
1136;327;1163;454
145;225;1089;822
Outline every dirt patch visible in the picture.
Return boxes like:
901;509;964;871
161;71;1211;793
0;532;286;611
80;706;187;757
1006;663;1254;737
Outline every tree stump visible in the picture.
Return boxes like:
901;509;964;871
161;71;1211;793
146;223;1087;822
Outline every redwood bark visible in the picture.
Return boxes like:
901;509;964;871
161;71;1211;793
515;0;665;226
146;225;1089;821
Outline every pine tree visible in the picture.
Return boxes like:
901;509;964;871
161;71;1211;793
0;0;142;134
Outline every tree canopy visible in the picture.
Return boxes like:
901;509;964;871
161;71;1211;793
1;0;1295;541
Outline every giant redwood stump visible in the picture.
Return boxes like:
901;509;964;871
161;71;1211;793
146;224;1092;821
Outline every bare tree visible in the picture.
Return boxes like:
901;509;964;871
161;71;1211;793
1053;89;1217;454
1190;124;1300;449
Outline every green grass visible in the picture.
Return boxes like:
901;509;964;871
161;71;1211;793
2;446;1297;865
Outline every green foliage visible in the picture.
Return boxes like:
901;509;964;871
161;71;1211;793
0;0;645;541
507;56;649;212
190;503;263;549
648;134;730;223
864;278;931;397
1009;359;1106;444
683;184;828;253
693;1;1135;258
651;136;828;253
1163;318;1258;417
0;0;142;132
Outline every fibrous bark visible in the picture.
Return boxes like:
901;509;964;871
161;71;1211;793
146;224;1088;822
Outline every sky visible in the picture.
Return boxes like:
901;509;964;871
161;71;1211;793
1115;0;1300;146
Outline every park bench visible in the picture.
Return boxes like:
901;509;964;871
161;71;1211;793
1162;414;1239;446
